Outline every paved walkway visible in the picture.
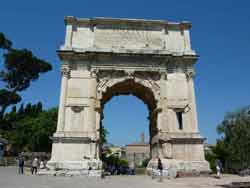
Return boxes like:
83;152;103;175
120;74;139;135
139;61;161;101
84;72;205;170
0;166;250;188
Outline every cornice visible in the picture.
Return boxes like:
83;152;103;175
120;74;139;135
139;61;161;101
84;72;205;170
64;16;192;30
57;49;198;64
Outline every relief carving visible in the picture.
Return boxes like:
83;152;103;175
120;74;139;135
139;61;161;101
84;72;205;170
185;68;195;80
96;69;161;101
125;70;135;79
71;106;84;113
162;142;173;159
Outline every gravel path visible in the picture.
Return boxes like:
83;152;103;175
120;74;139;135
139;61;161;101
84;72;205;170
0;166;250;188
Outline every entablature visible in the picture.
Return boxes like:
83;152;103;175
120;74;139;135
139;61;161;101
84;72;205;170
57;50;198;65
60;16;198;58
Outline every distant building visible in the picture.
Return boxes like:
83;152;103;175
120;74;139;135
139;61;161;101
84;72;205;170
102;143;126;158
124;133;150;168
102;133;150;168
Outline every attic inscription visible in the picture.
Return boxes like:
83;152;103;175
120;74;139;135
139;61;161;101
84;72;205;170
94;27;164;49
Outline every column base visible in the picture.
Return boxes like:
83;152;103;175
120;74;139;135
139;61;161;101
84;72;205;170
39;160;102;177
147;159;211;178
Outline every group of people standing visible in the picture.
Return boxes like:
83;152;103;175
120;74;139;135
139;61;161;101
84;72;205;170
17;155;45;175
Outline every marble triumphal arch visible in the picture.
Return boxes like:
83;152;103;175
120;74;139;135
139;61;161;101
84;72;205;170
47;17;210;176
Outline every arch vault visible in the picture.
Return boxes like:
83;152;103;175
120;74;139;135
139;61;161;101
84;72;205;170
47;17;210;176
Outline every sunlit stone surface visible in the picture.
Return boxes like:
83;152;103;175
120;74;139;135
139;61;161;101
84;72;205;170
47;16;210;176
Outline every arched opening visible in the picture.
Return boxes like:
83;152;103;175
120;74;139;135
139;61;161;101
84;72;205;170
102;95;149;146
99;79;158;173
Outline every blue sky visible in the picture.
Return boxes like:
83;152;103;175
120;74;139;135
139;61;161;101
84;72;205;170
0;0;250;145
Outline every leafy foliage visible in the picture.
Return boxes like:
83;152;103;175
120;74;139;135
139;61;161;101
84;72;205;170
141;158;150;168
0;33;12;50
0;33;52;118
0;33;54;154
211;106;250;173
102;152;129;168
0;104;57;154
2;49;52;91
0;89;21;109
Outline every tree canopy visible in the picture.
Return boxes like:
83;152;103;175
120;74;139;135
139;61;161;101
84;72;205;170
0;104;57;154
0;33;52;118
0;33;12;49
207;106;250;173
0;32;54;154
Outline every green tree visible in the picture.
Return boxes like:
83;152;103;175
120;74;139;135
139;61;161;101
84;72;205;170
0;33;12;49
22;107;57;152
141;158;150;168
0;33;52;118
102;153;129;168
213;106;250;173
1;106;57;153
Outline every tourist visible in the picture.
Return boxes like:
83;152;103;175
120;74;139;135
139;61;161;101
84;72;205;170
31;157;39;175
157;158;163;182
215;159;223;178
101;162;105;179
17;155;24;174
87;166;92;176
39;159;45;169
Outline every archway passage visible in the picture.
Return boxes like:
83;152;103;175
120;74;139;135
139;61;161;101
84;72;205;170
102;95;149;145
100;79;158;149
99;79;158;173
102;95;150;172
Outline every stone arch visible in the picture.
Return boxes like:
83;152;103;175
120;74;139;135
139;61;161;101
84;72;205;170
96;75;161;103
96;77;161;159
47;16;211;177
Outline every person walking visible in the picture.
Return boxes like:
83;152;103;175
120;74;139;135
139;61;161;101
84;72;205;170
215;159;223;178
157;158;163;182
31;157;39;175
18;155;24;174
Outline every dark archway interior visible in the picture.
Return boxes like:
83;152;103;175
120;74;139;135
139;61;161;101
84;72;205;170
100;79;158;156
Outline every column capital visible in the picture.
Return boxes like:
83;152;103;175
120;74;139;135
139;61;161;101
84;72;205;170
160;71;167;80
90;68;99;78
61;67;71;78
185;69;195;80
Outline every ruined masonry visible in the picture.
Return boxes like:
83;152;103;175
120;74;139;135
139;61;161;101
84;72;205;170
46;16;210;176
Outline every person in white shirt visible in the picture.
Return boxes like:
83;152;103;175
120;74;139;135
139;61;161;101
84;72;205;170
31;157;39;175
